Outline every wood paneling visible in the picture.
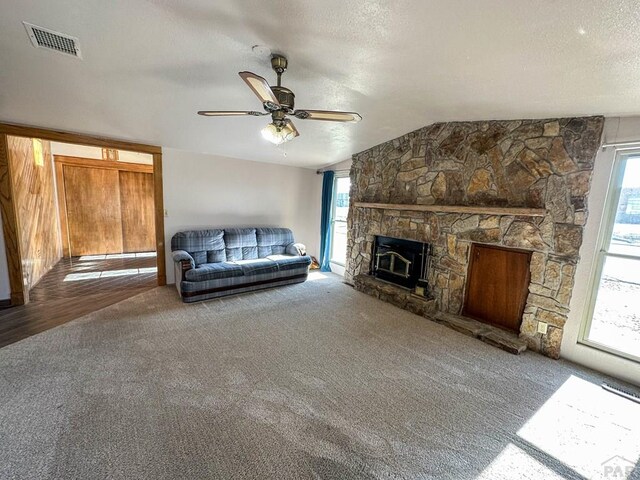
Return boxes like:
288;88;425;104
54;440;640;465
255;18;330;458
0;134;25;304
6;136;62;296
120;171;155;252
56;157;155;256
63;165;123;256
463;244;531;332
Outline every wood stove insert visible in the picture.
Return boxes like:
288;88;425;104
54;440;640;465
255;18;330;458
371;235;431;290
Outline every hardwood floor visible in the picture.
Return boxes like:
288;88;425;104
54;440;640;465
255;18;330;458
0;254;157;348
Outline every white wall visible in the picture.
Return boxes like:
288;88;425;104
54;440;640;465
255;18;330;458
562;117;640;386
163;148;322;284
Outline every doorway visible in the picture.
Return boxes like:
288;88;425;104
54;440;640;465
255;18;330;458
581;151;640;361
0;123;165;347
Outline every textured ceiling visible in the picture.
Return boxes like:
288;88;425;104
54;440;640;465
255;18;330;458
1;0;640;168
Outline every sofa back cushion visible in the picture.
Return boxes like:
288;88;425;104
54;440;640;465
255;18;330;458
224;228;258;261
171;229;226;265
256;228;294;257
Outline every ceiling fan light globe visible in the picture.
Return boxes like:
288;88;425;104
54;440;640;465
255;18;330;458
261;122;297;145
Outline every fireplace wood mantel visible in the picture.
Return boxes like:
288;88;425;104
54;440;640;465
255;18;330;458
353;202;546;217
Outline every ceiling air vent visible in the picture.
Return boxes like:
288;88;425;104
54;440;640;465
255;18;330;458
23;22;82;59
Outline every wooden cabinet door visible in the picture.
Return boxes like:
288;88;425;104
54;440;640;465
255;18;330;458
63;165;123;255
119;171;155;253
463;244;531;332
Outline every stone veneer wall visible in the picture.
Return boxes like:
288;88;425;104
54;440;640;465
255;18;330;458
346;117;604;358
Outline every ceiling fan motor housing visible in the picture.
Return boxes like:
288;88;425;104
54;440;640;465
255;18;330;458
271;86;295;111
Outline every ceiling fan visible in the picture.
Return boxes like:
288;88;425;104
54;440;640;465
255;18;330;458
197;55;362;145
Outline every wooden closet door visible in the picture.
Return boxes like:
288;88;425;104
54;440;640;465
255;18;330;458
119;171;155;253
63;165;123;256
463;244;531;332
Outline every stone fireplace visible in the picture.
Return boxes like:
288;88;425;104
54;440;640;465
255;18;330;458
346;117;604;358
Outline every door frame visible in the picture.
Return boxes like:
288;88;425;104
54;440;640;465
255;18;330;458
0;122;166;305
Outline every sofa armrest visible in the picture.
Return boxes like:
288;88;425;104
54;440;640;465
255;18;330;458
172;250;195;285
286;242;306;256
172;250;195;267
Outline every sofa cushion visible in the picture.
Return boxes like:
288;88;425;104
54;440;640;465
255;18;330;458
266;254;312;271
184;262;243;282
207;250;227;263
256;228;295;257
191;251;207;265
234;258;279;276
171;230;226;266
224;228;258;261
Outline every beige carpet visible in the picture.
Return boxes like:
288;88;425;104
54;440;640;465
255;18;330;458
1;272;639;480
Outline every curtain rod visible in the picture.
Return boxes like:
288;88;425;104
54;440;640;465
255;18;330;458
601;140;640;150
316;168;350;175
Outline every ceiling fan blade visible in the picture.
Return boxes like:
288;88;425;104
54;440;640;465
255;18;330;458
197;110;266;116
293;110;362;122
238;71;280;108
287;120;300;138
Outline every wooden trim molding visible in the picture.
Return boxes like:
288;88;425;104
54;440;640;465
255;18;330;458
54;155;153;173
153;152;166;286
353;202;547;217
0;122;161;154
0;134;26;305
54;162;71;258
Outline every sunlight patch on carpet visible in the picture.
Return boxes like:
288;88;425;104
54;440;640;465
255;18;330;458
516;375;640;479
477;443;565;480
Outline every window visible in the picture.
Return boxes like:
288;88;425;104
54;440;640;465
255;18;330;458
581;152;640;361
330;176;350;266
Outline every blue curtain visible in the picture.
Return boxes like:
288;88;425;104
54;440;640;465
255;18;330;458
319;171;335;272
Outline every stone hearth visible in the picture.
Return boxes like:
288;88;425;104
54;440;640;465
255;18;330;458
354;273;436;317
346;117;604;358
353;274;527;355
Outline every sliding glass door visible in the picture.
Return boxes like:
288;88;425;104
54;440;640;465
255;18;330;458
581;151;640;361
330;176;350;266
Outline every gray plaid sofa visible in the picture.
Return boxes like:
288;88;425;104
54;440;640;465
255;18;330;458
171;227;312;302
